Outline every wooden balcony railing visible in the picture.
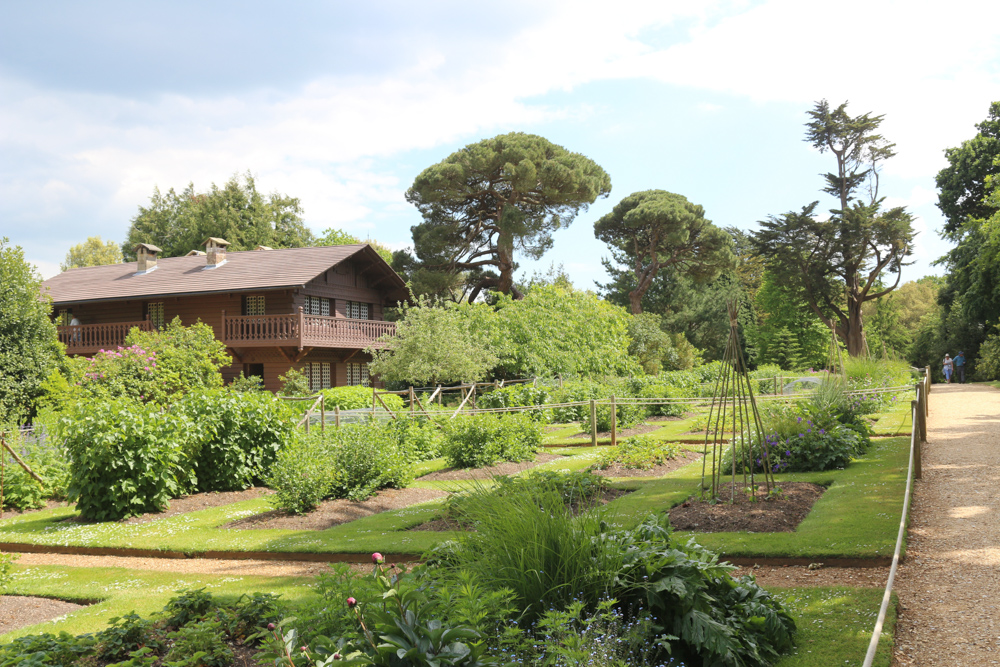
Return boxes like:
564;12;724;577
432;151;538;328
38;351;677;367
222;310;396;350
58;320;154;355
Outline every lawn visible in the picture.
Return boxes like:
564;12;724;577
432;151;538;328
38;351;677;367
1;563;896;666
0;435;908;561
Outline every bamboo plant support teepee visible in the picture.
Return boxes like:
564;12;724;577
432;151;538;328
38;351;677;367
700;302;775;501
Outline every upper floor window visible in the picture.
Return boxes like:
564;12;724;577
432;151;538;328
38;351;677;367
243;295;265;316
304;296;331;316
346;301;369;320
145;302;165;329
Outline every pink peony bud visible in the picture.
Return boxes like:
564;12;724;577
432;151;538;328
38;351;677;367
372;552;384;564
333;653;341;660
347;596;357;607
267;622;275;630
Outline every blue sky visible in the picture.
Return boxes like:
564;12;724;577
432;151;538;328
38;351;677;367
3;0;999;288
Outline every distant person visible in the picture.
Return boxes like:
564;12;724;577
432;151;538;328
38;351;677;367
69;312;81;342
943;354;954;383
954;351;966;384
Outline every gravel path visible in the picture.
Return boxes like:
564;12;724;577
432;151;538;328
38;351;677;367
894;383;1000;665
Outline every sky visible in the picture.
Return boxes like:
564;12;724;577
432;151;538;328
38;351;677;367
2;0;999;288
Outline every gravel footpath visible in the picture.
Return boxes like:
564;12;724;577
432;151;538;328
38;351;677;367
894;383;1000;665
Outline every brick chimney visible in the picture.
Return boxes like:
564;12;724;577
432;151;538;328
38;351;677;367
203;237;230;269
134;243;162;275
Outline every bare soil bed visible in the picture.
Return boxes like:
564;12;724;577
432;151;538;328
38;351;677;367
0;595;86;635
416;453;563;481
224;487;448;531
591;451;702;478
669;481;825;533
411;487;631;532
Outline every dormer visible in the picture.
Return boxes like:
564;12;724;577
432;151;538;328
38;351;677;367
203;237;230;269
134;243;162;275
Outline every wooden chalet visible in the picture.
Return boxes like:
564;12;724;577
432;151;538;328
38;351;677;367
40;240;408;392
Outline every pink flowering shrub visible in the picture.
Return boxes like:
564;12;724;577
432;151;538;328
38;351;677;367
79;345;161;403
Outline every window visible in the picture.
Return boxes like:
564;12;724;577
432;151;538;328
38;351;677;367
58;309;70;326
243;295;265;316
347;362;370;387
346;301;369;320
304;296;331;316
146;302;165;329
303;362;332;392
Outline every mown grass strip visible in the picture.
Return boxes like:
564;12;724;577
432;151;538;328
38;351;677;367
1;564;315;642
771;587;897;667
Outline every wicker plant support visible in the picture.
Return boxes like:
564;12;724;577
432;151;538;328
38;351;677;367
700;302;775;501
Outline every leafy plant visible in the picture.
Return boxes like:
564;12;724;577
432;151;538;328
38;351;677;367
278;368;312;397
476;384;551;422
321;386;404;412
96;612;164;662
62;398;191;521
266;432;337;514
163;588;218;628
164;620;234;667
176;389;293;492
0;631;97;666
228;372;264;392
594;436;682;470
441;413;541;468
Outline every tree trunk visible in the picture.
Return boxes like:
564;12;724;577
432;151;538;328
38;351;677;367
845;285;866;357
496;230;516;296
628;289;643;314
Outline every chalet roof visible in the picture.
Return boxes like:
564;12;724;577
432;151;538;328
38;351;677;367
42;244;408;306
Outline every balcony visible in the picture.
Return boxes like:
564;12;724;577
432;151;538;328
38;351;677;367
222;311;396;350
58;320;154;355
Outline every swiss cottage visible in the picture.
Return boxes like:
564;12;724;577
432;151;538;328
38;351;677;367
40;239;408;392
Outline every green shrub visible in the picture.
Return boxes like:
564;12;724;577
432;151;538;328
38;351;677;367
321;385;405;411
548;379;602;423
390;416;444;461
176;390;294;492
445;471;608;521
637;383;690;417
0;428;70;510
594;436;682;470
476;384;551;421
0;631;96;665
267;421;415;510
442;414;541;468
228;372;264;392
581;400;645;433
62;399;191;521
265;432;336;514
327;421;414;501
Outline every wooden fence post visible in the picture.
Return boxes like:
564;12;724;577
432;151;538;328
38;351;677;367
610;395;617;447
409;387;415;415
590;399;597;447
912;400;922;480
334;405;341;428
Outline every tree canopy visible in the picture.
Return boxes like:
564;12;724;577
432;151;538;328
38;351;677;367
123;172;314;258
936;101;1000;236
404;132;611;301
753;100;915;356
0;238;63;420
315;227;393;264
368;300;497;386
61;236;122;271
594;190;734;313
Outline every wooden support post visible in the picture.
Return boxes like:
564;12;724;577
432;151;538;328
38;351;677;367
610;395;617;447
590;400;597;447
912;400;922;479
334;405;341;428
774;375;778;395
297;306;305;351
320;394;326;433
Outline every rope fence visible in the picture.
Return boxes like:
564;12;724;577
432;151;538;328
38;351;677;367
861;366;928;665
